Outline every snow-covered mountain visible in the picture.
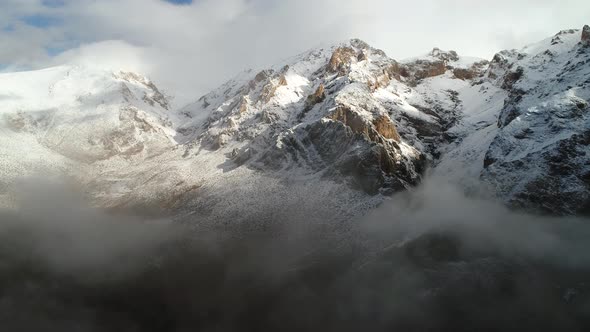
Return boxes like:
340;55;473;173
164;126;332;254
178;39;430;195
1;25;589;216
438;27;590;214
0;65;194;210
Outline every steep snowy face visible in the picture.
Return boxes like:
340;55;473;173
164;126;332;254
476;28;590;215
0;65;184;208
1;66;175;163
177;40;478;195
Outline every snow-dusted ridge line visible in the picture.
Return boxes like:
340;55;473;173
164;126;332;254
1;26;589;216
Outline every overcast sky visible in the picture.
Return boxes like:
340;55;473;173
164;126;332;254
1;0;589;104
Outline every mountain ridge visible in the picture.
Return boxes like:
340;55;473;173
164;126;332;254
1;26;589;216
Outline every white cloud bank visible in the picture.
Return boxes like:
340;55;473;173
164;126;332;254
1;0;589;104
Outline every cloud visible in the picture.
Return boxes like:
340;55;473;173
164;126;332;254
1;176;590;330
362;177;590;268
2;179;178;279
50;40;152;73
1;0;590;103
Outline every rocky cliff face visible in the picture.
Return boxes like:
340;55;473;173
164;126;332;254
478;27;590;215
433;26;590;215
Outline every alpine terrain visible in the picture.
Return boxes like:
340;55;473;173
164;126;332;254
2;25;589;217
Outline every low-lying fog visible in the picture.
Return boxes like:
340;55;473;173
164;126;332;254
1;177;589;331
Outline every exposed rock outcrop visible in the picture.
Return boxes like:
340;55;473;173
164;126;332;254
254;70;272;83
373;115;401;142
328;47;357;74
260;82;278;103
501;66;524;90
452;68;476;80
329;107;401;144
430;48;459;62
368;74;389;91
238;96;249;114
452;61;489;80
278;74;288;86
582;25;590;46
385;62;405;80
400;48;481;85
306;84;326;107
413;61;447;82
329;106;371;136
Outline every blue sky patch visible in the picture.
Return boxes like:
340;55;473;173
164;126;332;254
45;46;66;57
42;0;66;8
164;0;193;5
21;15;62;28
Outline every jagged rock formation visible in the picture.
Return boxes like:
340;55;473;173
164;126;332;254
178;39;442;196
399;48;489;85
305;84;326;108
327;46;358;74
